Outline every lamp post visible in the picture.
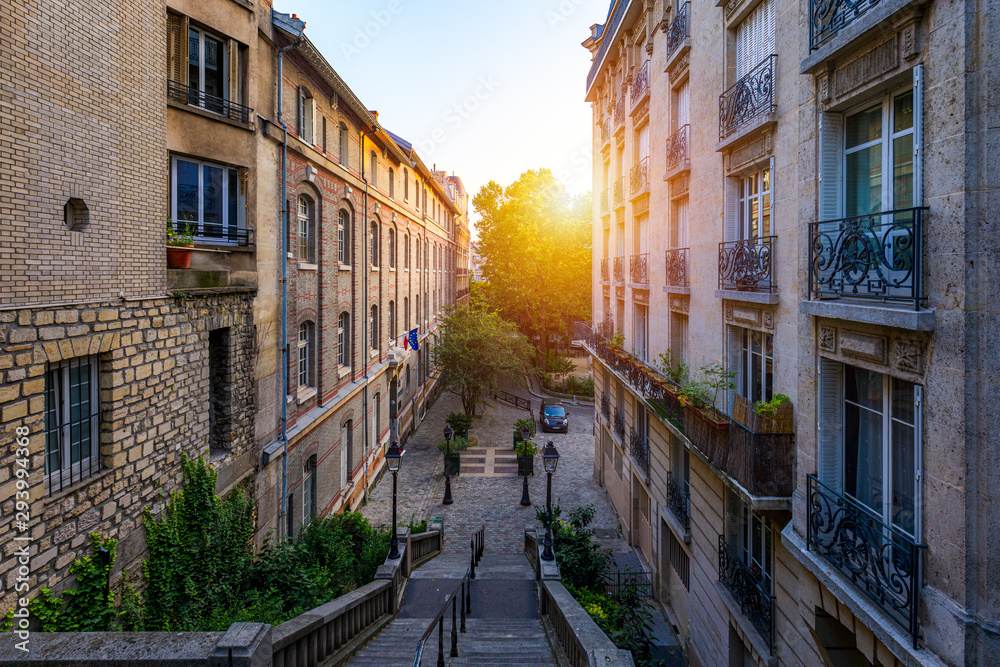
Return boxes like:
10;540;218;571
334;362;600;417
443;424;454;505
386;441;404;559
519;425;532;506
541;440;560;561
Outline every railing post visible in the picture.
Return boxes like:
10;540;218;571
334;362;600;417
450;596;458;657
466;573;472;613
470;540;476;580
437;616;444;667
460;580;467;632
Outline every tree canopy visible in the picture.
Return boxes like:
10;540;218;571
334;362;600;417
473;169;591;362
434;305;533;416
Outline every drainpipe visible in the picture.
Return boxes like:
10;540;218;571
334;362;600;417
277;33;302;542
360;127;378;505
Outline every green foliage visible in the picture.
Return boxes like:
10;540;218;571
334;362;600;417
405;513;428;534
166;219;195;247
445;412;474;435
544;351;576;377
680;363;736;410
755;393;791;417
609;328;625;350
437;435;470;453
541;373;595;397
514;417;536;438
435;305;533;416
656;349;689;386
516;438;539;459
547;505;610;592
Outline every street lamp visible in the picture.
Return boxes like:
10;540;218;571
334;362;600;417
541;440;560;561
386;441;404;559
443;424;454;505
519;425;532;506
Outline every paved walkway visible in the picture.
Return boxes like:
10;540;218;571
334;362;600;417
360;391;627;556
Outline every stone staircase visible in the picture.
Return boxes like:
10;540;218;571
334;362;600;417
350;553;558;666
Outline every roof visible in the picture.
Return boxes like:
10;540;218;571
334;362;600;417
385;129;412;155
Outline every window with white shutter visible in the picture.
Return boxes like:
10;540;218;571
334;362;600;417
735;0;775;79
677;81;690;128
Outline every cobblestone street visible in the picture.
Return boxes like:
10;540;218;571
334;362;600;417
359;391;627;556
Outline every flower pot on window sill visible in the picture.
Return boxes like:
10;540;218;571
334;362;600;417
167;245;194;269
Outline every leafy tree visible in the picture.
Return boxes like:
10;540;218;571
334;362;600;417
434;305;532;416
473;169;591;364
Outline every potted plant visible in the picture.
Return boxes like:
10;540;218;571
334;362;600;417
513;417;536;449
679;363;736;431
437;435;469;476
516;437;538;476
166;220;195;269
446;412;474;439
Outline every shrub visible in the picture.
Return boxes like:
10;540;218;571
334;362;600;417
437;435;470;453
514;417;536;438
446;412;474;434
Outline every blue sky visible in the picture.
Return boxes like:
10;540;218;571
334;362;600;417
273;0;607;231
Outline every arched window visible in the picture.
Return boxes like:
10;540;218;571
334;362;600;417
339;122;349;165
404;296;409;331
369;150;378;187
297;195;315;263
370;305;379;350
388;228;396;268
415;238;420;269
338;311;350;367
338;209;350;264
403;234;410;268
303;455;317;526
388;300;396;340
370;221;379;267
403;168;409;200
297;87;314;143
389;168;395;198
298;321;314;388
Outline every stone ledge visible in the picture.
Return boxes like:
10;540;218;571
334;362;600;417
664;162;690;182
660;506;690;545
799;299;935;331
665;40;690;74
716;289;780;305
715;115;777;153
167;269;230;290
664;285;691;295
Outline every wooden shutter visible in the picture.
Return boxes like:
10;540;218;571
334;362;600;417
228;39;238;104
727;325;743;415
166;13;189;86
818;113;844;220
724;176;739;243
296;88;303;137
725;488;741;550
639;123;650;161
912;64;924;206
818;357;844;492
678;198;689;248
678;81;690;127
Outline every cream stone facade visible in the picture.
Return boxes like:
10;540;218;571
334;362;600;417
583;0;998;665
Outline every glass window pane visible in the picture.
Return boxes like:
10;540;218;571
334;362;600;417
892;134;914;210
203;165;224;234
845;365;883;411
176;160;200;224
844;401;883;513
846;104;882;149
892;378;915;425
188;29;200;89
760;191;771;237
893;91;914;133
203;35;223;100
891;419;916;536
845;145;882;217
228;169;239;238
45;371;60;474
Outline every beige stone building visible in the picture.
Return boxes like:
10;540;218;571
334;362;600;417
583;0;998;665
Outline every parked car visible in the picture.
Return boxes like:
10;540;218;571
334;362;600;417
539;401;569;433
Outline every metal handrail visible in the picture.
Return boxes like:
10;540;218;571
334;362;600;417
413;527;485;666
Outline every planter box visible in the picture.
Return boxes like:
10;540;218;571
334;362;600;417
445;453;461;476
517;455;534;476
683;404;730;469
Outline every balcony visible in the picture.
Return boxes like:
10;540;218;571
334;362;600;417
665;248;689;288
665;2;691;59
168;80;253;125
600;118;611;148
630;253;648;285
600;257;610;282
809;0;881;51
718;236;776;293
629;426;650;478
724;395;794;497
806;475;927;647
718;535;775;648
630;61;649;111
808;207;926;310
665;124;690;176
600;189;609;215
719;55;776;141
630;157;649;198
613;406;625;440
614;97;626;130
665;474;689;533
600;392;611;421
613;177;624;208
613;256;625;283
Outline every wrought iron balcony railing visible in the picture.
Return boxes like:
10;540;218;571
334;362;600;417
614;97;626;128
807;475;927;647
601;118;611;146
171;221;253;247
725;419;794;497
719;535;775;648
719;54;776;140
718;236;776;293
630;61;650;108
665;1;691;56
586;0;630;90
168;80;253;125
808;206;926;309
600;392;611;421
613;256;625;283
613;407;625;440
613;177;624;207
665;473;689;532
600;189;609;214
809;0;881;51
665;124;690;174
629;427;650;478
665;248;689;287
600;257;610;282
630;253;649;284
630;157;649;196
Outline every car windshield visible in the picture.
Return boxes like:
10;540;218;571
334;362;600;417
544;406;566;417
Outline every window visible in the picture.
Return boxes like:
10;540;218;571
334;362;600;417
338;209;350;264
45;356;101;493
404;168;409;200
844;89;916;216
187;26;229;111
634;305;648;362
727;326;773;412
338;312;350;367
819;360;921;539
297;195;315;263
343;419;354;483
298;322;314;389
322;116;327;153
667;527;690;590
339;122;349;165
303;455;317;527
369;150;378;187
370;222;379;267
389;168;395;198
735;0;775;79
670;312;688;370
171;156;243;243
388;229;396;268
286;494;295;538
415;238;421;269
388;300;396;339
725;489;773;593
208;328;232;452
297;86;314;144
404;297;410;331
370;305;379;350
736;167;772;240
404;234;410;268
373;393;381;447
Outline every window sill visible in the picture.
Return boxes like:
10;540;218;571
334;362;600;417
369;349;378;359
371;266;380;272
663;285;691;295
166;99;254;132
338;366;352;379
716;289;779;305
800;299;935;331
299;263;318;272
715;115;777;154
43;468;114;507
388;267;396;272
297;386;317;404
339;264;351;272
800;0;920;74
